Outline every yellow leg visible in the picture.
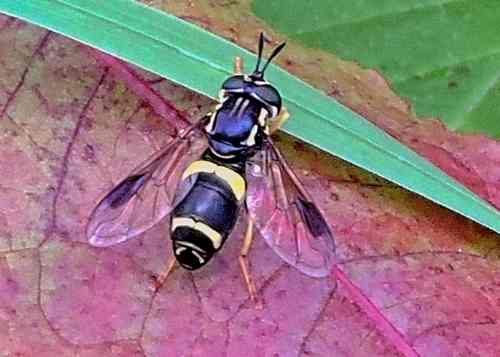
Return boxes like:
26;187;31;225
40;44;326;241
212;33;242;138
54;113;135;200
153;256;177;292
234;56;244;75
239;217;260;306
269;106;290;134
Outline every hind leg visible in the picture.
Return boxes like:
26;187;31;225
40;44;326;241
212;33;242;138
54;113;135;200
239;217;261;306
152;256;177;292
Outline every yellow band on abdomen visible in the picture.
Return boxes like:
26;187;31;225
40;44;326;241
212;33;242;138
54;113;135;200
182;160;246;201
171;217;223;250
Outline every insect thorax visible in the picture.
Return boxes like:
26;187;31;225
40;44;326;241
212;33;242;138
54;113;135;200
204;93;269;160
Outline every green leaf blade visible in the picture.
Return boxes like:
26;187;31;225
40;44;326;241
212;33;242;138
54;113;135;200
253;0;500;137
1;0;499;233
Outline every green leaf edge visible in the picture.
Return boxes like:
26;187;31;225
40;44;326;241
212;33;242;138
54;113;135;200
1;0;499;234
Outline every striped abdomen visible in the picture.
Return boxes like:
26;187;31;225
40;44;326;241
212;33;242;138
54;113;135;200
171;158;246;270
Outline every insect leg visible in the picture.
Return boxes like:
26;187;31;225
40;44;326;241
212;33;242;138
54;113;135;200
153;256;177;292
234;56;244;75
239;217;261;306
269;107;290;134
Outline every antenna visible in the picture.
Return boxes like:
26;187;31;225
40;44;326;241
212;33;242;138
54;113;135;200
253;32;265;74
251;33;286;79
260;41;286;74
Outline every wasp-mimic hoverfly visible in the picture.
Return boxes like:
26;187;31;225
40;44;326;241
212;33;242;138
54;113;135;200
86;33;335;299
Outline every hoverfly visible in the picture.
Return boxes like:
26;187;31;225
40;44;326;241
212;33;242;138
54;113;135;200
86;33;335;300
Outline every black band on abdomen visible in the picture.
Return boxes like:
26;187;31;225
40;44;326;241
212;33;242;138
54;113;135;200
173;172;239;236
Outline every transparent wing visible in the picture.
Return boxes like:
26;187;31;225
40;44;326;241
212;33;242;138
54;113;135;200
86;120;207;247
246;139;336;277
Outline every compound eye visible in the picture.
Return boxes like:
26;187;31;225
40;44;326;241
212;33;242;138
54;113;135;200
255;84;282;113
221;75;245;92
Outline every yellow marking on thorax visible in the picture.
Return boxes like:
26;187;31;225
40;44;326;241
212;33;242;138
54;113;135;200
205;112;217;133
182;160;246;201
171;217;223;250
257;107;268;127
241;125;258;147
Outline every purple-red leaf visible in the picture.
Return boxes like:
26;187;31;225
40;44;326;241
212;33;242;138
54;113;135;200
1;15;499;357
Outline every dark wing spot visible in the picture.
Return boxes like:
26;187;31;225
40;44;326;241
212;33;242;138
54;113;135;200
296;197;331;238
106;174;147;208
